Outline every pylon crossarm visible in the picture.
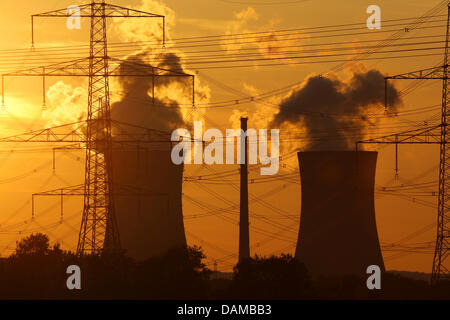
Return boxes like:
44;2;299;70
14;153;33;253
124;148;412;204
111;119;171;137
0;121;86;143
2;57;193;78
32;3;165;18
32;4;92;18
31;3;166;46
33;184;168;197
31;183;167;223
386;65;448;80
3;58;90;77
110;57;192;78
0;119;178;144
1;56;198;107
357;125;442;145
33;184;85;196
102;3;165;18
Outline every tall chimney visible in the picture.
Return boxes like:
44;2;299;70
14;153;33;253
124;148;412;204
239;117;250;262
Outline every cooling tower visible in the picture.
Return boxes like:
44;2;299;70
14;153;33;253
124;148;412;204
295;151;384;277
111;143;187;261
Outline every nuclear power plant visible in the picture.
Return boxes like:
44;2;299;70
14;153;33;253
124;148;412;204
107;116;386;273
112;143;187;261
294;151;385;277
0;0;391;278
4;0;450;301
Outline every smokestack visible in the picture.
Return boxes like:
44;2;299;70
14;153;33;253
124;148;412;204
239;117;250;262
295;151;384;277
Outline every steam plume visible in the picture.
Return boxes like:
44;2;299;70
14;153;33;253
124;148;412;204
271;69;402;150
111;54;187;133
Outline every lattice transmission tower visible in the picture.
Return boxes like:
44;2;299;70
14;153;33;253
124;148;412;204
358;2;450;284
0;1;195;255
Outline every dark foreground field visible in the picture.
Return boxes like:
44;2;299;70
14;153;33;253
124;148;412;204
0;233;449;300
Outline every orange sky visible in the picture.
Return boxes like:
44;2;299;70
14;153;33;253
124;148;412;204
0;0;446;273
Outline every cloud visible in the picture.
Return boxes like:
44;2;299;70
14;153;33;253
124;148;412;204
113;0;175;45
222;7;307;62
228;82;279;129
43;81;87;127
235;7;259;21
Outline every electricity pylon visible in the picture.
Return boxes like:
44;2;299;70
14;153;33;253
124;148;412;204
358;3;450;284
1;1;194;256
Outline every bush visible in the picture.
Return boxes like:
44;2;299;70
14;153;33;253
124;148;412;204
231;254;311;299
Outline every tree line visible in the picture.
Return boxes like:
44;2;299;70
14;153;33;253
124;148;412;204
0;233;449;300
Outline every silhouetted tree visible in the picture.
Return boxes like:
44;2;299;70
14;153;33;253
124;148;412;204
13;233;51;257
231;254;311;299
3;233;450;300
134;245;211;299
0;233;76;299
78;250;135;299
0;234;214;299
